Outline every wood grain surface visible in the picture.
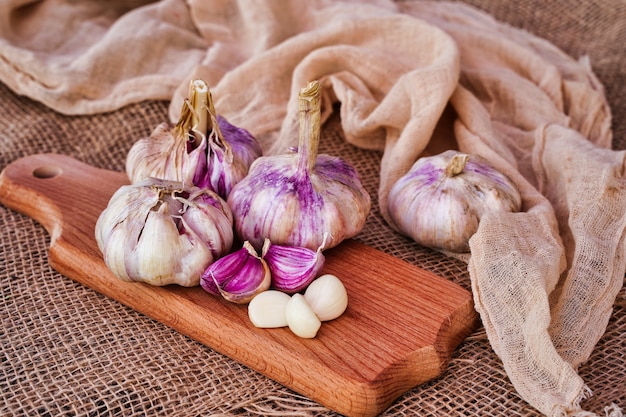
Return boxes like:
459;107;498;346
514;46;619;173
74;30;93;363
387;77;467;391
0;153;479;417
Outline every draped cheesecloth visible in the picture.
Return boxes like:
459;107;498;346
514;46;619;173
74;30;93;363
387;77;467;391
0;1;624;416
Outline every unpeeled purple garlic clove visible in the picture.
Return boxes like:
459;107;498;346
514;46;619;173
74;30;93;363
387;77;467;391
190;91;262;199
261;236;326;294
200;241;271;304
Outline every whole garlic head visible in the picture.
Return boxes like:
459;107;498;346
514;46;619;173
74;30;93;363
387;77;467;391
95;178;234;286
227;80;371;251
126;79;261;199
388;150;521;253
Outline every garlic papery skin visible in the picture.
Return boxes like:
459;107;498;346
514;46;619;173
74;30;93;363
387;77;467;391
261;237;326;294
126;79;261;199
285;293;322;339
95;178;234;287
227;80;371;251
248;290;291;328
388;150;522;253
200;241;271;304
303;274;348;322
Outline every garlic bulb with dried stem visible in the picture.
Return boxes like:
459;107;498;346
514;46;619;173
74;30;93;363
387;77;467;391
126;79;261;199
95;178;234;286
227;80;371;251
388;150;521;253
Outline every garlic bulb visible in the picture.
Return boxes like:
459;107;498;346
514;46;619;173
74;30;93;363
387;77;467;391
261;237;326;294
388;150;522;253
227;80;371;251
200;241;271;304
126;79;261;199
95;178;234;286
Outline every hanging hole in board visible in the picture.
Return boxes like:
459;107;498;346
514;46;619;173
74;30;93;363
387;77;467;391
32;165;62;179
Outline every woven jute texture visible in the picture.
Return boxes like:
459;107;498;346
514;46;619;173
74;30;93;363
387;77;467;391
1;0;625;416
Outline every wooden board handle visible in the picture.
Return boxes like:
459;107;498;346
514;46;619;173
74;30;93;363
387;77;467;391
0;153;479;417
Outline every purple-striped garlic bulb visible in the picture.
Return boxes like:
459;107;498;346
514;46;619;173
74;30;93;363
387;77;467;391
387;150;521;253
227;80;371;251
126;79;261;199
95;178;234;287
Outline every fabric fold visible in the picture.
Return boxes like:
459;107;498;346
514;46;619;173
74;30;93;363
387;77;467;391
0;0;206;114
535;124;626;370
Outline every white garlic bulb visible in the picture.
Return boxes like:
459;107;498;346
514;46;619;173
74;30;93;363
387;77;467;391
388;150;521;253
126;79;261;199
95;178;234;286
227;80;371;251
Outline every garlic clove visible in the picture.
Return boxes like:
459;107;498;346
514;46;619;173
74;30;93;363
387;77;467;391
247;290;291;328
131;200;195;285
303;274;348;321
200;241;271;304
195;115;262;199
261;236;326;294
285;293;322;339
181;189;234;259
125;122;188;185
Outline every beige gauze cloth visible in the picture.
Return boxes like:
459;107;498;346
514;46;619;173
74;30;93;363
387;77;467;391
0;1;624;416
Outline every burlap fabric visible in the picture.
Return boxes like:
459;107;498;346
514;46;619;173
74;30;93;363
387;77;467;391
1;1;625;416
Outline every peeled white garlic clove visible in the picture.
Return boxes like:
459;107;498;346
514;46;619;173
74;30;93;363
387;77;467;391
126;79;261;199
388;150;522;253
261;236;326;294
247;290;291;328
227;80;371;252
200;241;271;304
95;178;234;287
285;293;322;339
303;274;348;321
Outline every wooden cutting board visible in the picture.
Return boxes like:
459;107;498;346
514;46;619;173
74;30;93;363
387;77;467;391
0;153;479;417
